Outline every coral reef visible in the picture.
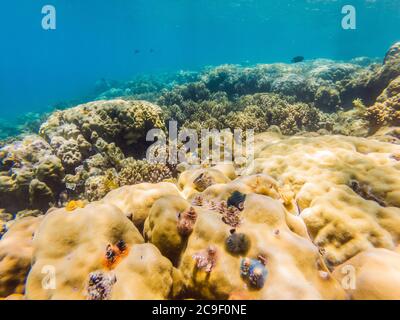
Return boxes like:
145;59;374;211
366;76;400;130
245;132;400;267
0;135;64;213
0;216;43;297
25;202;180;300
0;99;171;213
1;128;400;300
340;42;400;107
1;42;400;300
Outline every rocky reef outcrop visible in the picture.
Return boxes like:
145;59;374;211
0;99;174;214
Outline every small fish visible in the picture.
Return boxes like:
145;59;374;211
134;49;140;55
149;48;155;53
227;191;246;210
291;56;305;63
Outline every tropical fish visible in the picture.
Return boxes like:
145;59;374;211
291;56;305;63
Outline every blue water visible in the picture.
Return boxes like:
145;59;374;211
0;0;399;121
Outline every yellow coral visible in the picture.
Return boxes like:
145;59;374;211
65;200;86;212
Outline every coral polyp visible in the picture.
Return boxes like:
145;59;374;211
225;230;251;255
240;257;268;289
193;172;215;192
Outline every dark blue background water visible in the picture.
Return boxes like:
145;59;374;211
0;0;399;121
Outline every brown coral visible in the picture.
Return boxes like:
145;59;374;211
177;207;197;237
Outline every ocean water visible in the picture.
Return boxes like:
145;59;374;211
0;0;399;125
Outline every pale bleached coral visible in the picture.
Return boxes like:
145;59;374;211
244;132;400;267
332;248;400;300
0;216;42;297
23;196;181;300
102;182;182;230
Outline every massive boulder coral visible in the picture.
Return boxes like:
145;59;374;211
244;132;400;267
144;181;345;300
39;99;168;202
3;128;400;300
0;216;42;298
0;135;64;213
40;99;165;168
25;202;180;300
102;182;182;230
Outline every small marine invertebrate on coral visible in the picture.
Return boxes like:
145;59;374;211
116;239;127;254
191;196;243;228
193;172;215;192
221;205;242;228
86;271;117;300
248;261;268;289
240;257;252;277
277;186;295;206
192;245;217;273
103;240;130;269
65;200;86;212
191;195;205;207
225;229;250;255
105;244;118;267
227;191;246;210
240;257;268;289
177;206;197;237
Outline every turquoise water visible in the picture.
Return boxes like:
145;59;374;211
0;0;399;123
